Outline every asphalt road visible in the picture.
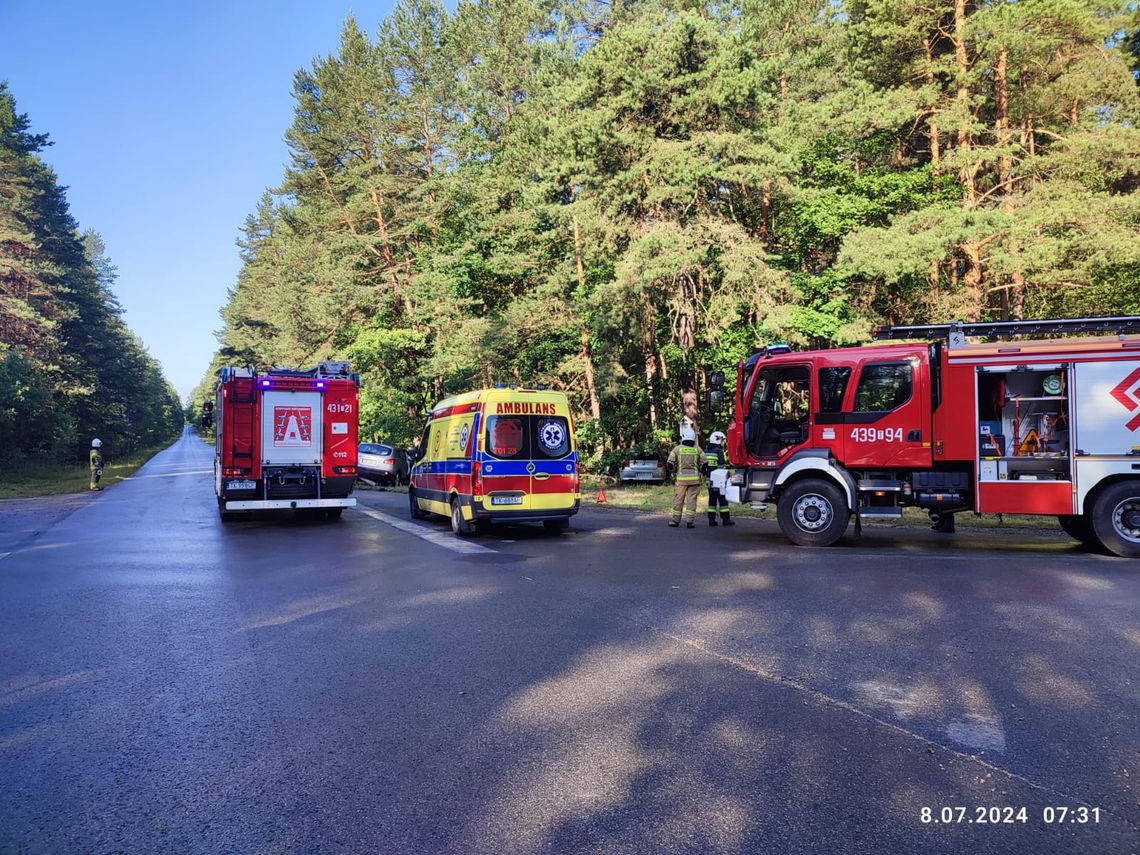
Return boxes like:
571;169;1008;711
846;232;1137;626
1;430;1138;854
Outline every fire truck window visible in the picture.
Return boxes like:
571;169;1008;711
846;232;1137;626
486;416;527;459
854;363;912;412
818;367;851;412
778;378;811;421
534;417;570;459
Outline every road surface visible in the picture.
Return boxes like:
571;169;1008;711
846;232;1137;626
1;431;1137;853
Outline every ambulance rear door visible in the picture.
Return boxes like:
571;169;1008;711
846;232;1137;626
482;412;534;509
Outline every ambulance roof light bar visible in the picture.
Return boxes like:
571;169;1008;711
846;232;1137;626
872;315;1140;345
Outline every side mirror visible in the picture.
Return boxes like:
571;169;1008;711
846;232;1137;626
708;389;726;414
705;369;725;389
201;415;213;427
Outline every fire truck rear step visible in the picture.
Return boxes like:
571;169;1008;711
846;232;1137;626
858;508;904;519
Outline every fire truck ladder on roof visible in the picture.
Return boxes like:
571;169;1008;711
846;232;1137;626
872;316;1140;346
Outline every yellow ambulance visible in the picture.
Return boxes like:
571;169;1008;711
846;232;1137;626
408;387;580;535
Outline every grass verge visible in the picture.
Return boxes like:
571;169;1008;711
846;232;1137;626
0;446;167;499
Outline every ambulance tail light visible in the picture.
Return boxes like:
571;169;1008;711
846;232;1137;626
222;467;250;477
472;460;484;495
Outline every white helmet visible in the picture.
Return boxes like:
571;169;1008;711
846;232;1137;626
680;426;696;442
709;431;727;445
91;438;102;448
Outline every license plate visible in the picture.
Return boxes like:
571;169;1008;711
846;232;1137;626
491;495;524;506
226;479;256;491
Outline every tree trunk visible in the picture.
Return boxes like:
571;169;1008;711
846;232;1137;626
994;48;1022;318
644;348;658;432
959;240;983;321
570;211;604;456
679;368;699;432
923;37;941;179
953;0;976;206
759;180;771;241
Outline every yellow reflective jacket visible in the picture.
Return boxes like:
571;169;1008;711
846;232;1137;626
668;443;706;484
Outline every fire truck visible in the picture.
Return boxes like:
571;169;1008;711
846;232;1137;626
213;361;359;521
713;316;1140;557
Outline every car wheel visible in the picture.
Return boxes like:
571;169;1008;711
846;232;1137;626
1057;514;1095;545
1089;481;1140;558
451;498;475;536
776;478;850;547
409;487;425;519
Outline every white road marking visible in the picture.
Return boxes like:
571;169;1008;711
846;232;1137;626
355;506;496;555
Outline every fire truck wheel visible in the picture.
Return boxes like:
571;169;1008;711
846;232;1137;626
1090;482;1140;558
777;478;850;547
1057;514;1095;545
325;508;344;520
409;488;426;519
450;498;476;536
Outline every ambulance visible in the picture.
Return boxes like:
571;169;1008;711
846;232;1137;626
408;387;580;535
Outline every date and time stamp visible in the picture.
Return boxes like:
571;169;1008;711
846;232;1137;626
920;806;1102;825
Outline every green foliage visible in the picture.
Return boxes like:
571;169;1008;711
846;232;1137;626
197;0;1139;463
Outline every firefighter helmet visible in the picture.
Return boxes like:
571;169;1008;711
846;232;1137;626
680;426;697;442
91;438;102;448
709;431;727;445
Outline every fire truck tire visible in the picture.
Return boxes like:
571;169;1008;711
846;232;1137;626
325;508;344;520
451;498;476;536
1057;514;1095;545
1090;481;1140;558
409;488;426;519
777;478;850;547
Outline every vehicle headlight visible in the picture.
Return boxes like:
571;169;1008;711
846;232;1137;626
730;473;744;486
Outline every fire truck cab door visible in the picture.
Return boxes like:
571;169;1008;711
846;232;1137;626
840;356;931;468
261;391;323;466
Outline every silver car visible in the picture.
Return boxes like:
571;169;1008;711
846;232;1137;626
358;443;410;486
618;451;666;485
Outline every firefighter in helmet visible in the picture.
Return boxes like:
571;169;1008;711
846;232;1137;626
89;438;104;491
705;430;735;527
667;426;707;528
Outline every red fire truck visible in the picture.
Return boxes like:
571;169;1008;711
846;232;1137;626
715;316;1140;557
213;361;359;521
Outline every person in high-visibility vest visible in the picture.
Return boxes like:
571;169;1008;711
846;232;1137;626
704;430;735;527
89;438;104;491
667;426;707;528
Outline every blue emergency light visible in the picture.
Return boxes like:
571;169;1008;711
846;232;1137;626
260;379;271;388
315;381;326;389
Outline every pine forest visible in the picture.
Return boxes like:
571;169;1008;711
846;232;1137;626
0;83;184;466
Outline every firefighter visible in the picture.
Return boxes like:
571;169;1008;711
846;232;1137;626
89;438;104;491
705;430;735;527
667;426;707;528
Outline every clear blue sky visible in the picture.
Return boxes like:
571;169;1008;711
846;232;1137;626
2;0;395;401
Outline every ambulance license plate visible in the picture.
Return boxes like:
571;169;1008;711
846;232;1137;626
226;479;257;491
491;495;523;505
